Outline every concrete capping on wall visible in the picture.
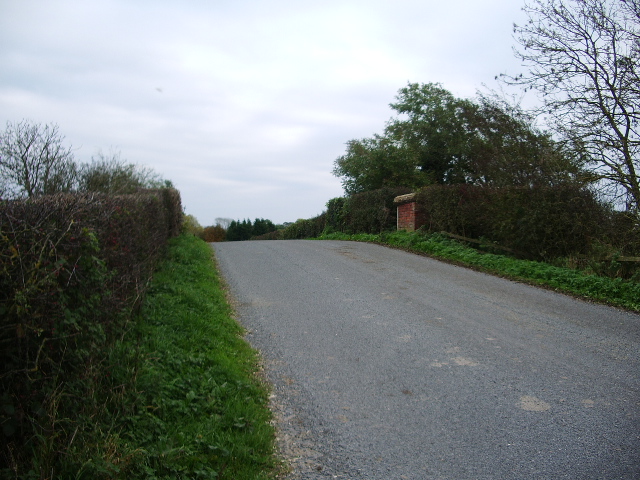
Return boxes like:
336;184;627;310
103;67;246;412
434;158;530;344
394;192;425;232
393;193;417;205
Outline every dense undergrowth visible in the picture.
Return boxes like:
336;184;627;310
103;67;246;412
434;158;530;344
319;230;640;312
1;190;182;478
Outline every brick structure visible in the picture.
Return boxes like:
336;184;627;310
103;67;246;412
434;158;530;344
394;193;425;231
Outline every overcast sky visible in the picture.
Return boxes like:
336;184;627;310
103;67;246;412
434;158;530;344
0;0;530;225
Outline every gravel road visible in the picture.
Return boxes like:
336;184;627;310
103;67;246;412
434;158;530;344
212;240;640;479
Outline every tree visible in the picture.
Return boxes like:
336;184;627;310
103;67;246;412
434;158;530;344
504;0;640;211
202;224;226;242
333;82;583;194
0;120;77;198
252;218;276;236
78;150;167;194
226;219;253;241
463;92;586;187
333;134;428;195
214;217;233;229
225;218;276;240
386;83;475;185
183;214;204;237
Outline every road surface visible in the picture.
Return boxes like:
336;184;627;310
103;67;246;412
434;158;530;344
212;240;640;479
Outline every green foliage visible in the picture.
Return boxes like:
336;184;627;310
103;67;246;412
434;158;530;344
332;135;429;195
78;150;170;194
339;187;411;234
0;189;183;478
414;184;615;261
256;188;410;241
332;82;587;195
279;215;327;240
387;82;474;185
183;214;204;237
226;219;276;241
325;197;348;232
251;218;276;237
464;92;586;187
319;230;640;311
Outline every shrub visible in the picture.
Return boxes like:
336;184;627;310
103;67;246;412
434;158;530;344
202;224;226;242
325;197;348;233
415;184;610;261
280;214;327;239
0;189;182;477
183;213;204;237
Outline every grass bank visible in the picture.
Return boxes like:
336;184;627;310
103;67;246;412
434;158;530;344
319;231;640;312
103;234;280;479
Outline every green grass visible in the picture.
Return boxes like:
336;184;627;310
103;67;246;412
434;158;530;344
319;230;640;312
85;234;281;479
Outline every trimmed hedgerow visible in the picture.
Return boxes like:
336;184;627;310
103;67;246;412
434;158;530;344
415;184;616;261
0;189;182;478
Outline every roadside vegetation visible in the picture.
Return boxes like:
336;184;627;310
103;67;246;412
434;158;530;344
319;230;640;312
111;233;279;479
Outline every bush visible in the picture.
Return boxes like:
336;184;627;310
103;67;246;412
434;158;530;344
325;197;348;232
0;189;182;477
415;184;611;261
183;213;204;237
280;214;327;239
202;224;226;242
254;187;411;241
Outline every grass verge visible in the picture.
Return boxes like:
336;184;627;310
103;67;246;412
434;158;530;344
95;234;280;479
319;230;640;312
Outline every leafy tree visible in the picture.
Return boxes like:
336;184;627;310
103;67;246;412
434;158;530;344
183;214;204;237
78;150;168;194
386;83;475;185
333;134;428;195
0;120;77;198
333;83;583;194
463;92;586;187
504;0;640;211
202;224;226;242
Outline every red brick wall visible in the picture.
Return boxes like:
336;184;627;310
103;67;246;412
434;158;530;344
395;193;426;232
397;202;416;231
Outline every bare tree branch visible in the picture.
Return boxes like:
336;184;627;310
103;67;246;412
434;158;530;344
0;120;76;198
503;0;640;211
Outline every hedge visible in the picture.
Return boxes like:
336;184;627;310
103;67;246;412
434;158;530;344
414;184;635;262
0;189;182;477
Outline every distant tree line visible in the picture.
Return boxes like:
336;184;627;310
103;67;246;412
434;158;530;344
226;218;277;241
184;216;279;242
